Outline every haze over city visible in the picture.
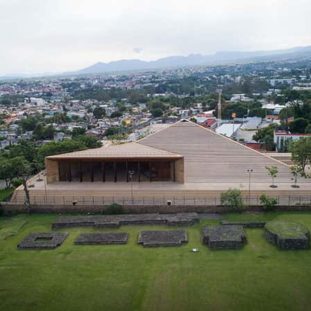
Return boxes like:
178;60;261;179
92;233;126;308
1;0;311;75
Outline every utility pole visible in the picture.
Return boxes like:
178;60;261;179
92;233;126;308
128;170;135;204
217;88;222;128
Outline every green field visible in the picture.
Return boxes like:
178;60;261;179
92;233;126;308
0;212;311;311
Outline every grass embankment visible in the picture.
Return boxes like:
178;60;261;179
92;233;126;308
0;212;310;311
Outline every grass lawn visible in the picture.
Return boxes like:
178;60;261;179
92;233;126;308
0;212;311;311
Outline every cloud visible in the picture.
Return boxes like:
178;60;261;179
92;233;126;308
0;0;310;74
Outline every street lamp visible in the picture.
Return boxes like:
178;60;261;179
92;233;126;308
247;169;253;207
128;170;135;204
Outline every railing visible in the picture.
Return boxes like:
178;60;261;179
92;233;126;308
10;195;311;207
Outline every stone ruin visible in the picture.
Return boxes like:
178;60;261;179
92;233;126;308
18;232;68;250
264;221;310;250
220;220;266;228
202;225;247;249
138;230;188;247
75;232;129;245
52;213;199;229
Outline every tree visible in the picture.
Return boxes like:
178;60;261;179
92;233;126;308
33;124;55;140
74;135;102;149
290;137;311;177
7;140;36;162
110;111;122;118
253;125;277;151
7;157;32;209
0;158;14;188
289;118;309;134
279;106;295;121
290;165;300;187
259;194;277;211
105;127;121;137
151;108;163;118
20;116;40;132
305;124;311;134
220;188;244;211
93;107;106;119
38;140;86;163
43;125;55;140
265;166;278;188
221;103;248;119
248;108;266;118
72;127;86;137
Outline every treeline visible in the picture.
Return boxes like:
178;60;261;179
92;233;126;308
0;135;102;188
73;87;148;103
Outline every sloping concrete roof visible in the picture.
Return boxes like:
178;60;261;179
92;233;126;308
47;142;182;160
139;120;293;183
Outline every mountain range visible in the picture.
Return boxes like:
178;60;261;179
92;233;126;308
74;46;311;75
1;45;311;79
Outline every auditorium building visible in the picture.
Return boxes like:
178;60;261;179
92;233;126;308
11;120;311;204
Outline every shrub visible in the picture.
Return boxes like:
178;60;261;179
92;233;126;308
220;188;244;211
103;203;124;215
259;194;278;211
11;178;23;188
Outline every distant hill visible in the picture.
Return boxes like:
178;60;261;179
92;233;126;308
2;45;311;79
73;46;311;75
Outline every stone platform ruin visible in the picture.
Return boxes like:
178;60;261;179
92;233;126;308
220;220;266;228
18;232;68;250
202;225;246;249
75;232;129;245
52;213;199;229
264;221;310;250
138;230;187;247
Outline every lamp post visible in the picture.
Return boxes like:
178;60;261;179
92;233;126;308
247;169;253;207
43;171;47;204
128;170;135;204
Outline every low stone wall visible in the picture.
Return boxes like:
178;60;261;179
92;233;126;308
220;220;266;228
18;232;68;250
138;230;188;247
75;233;129;245
2;202;311;215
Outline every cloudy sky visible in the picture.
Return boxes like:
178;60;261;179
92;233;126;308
0;0;310;75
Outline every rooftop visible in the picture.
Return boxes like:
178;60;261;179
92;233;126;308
47;142;182;160
139;120;295;183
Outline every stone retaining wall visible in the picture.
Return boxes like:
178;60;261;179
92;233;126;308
52;213;199;229
2;202;311;215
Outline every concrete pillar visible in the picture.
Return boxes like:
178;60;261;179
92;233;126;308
45;159;59;183
174;158;184;183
